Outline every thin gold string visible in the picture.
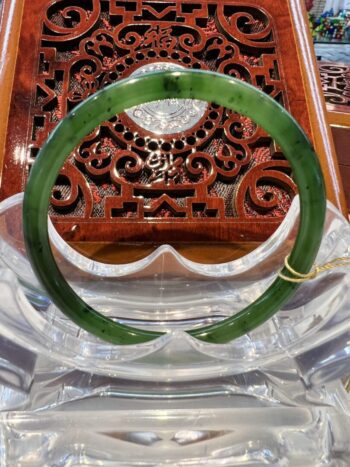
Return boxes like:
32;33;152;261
280;255;350;394
279;255;350;283
344;376;350;393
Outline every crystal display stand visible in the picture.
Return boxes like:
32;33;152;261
0;192;350;465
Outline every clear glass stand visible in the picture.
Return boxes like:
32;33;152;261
0;194;350;465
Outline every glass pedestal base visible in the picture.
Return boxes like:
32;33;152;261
0;194;350;464
2;404;350;466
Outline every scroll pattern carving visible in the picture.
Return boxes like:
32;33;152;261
318;62;350;109
29;0;296;239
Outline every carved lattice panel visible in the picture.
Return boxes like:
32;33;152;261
2;0;317;243
319;61;350;113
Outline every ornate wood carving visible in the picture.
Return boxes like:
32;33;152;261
319;61;350;113
319;61;350;212
0;0;333;243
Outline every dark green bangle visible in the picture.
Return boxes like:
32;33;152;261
23;70;326;345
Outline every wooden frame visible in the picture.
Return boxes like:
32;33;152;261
318;60;350;211
328;113;350;128
0;0;24;180
287;0;346;213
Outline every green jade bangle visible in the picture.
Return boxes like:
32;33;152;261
23;70;326;345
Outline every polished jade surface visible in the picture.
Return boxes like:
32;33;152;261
23;70;326;345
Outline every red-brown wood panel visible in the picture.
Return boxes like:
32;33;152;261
332;126;350;166
337;163;350;210
0;0;346;249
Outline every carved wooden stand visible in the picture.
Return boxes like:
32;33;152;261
319;61;350;212
0;0;346;261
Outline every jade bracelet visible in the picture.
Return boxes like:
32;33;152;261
23;70;326;345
